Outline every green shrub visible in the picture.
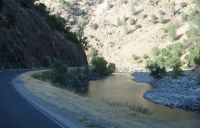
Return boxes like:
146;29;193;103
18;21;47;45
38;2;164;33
146;61;166;80
107;63;116;73
155;56;165;68
180;2;187;8
46;14;66;32
171;2;176;14
181;12;188;22
130;18;136;25
172;43;185;57
185;44;200;69
122;0;128;4
165;57;181;69
159;13;164;23
117;17;122;26
21;0;35;7
185;27;199;38
167;25;177;41
98;0;104;4
151;14;157;24
88;47;98;58
135;24;142;29
91;56;108;75
50;59;68;86
160;48;170;57
132;54;139;60
151;47;160;57
90;23;99;30
34;3;48;16
0;0;4;12
143;54;149;59
107;4;114;9
130;1;135;15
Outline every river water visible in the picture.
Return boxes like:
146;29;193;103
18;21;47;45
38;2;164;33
75;73;200;121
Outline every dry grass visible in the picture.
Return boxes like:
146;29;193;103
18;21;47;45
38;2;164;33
18;70;200;128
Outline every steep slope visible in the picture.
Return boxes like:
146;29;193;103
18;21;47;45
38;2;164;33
36;0;199;70
0;0;87;69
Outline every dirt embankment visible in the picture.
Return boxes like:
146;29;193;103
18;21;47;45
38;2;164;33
13;70;200;128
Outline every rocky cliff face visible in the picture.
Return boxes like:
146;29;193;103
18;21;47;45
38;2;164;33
0;0;87;69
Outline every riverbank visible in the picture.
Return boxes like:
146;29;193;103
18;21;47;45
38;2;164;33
131;70;200;114
12;70;200;128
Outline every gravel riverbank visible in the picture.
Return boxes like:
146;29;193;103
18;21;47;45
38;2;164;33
131;70;200;114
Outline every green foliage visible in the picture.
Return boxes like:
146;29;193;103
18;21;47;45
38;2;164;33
186;27;199;38
0;0;4;12
185;44;200;69
117;17;122;26
160;48;170;57
146;61;166;80
107;4;114;9
88;47;98;58
135;24;142;29
91;57;108;75
172;43;185;57
172;66;184;79
151;14;157;24
6;13;16;25
130;1;135;15
90;23;99;30
143;54;149;59
171;2;176;14
151;47;160;57
46;14;66;32
181;12;188;22
50;59;68;86
98;0;104;4
159;13;164;23
132;54;139;60
155;56;165;68
167;25;177;41
122;0;128;4
34;3;48;16
122;15;128;35
165;24;181;33
130;18;137;25
21;0;35;7
188;9;200;31
107;63;116;73
165;57;181;69
180;2;188;8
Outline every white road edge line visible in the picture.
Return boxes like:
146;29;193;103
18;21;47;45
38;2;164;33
12;75;66;128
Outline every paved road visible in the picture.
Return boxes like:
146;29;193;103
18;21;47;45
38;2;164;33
0;70;62;128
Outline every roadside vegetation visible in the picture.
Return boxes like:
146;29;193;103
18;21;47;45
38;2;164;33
32;58;115;88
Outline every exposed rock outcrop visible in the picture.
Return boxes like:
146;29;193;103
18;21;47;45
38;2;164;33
0;0;87;69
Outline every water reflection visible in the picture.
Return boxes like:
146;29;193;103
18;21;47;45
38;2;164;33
75;73;200;121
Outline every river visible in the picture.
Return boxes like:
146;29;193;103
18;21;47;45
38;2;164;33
74;73;200;121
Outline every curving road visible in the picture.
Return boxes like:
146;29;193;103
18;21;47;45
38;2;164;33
0;70;62;128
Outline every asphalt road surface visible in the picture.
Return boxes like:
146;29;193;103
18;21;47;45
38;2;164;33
0;70;62;128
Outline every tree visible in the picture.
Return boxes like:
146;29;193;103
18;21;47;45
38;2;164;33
146;61;166;80
151;47;160;57
159;13;165;23
151;14;157;24
50;59;68;86
168;25;177;41
91;56;108;75
122;15;128;35
130;1;135;15
88;47;98;58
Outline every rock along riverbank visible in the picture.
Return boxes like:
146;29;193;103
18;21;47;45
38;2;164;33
131;70;200;114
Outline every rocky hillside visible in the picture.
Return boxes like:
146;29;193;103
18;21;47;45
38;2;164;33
0;0;87;69
37;0;200;70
